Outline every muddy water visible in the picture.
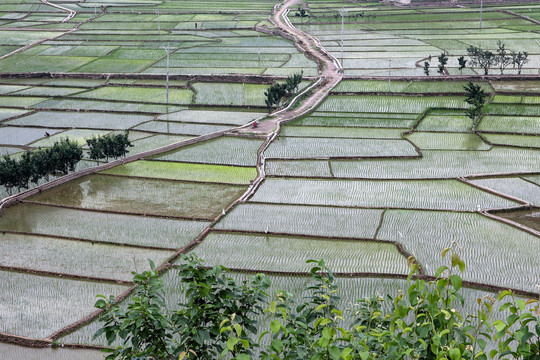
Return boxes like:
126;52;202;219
496;208;540;232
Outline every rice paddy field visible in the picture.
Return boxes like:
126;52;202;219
0;0;539;357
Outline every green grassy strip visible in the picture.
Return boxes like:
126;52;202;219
102;160;257;185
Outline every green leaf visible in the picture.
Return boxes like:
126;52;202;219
227;337;239;351
359;351;370;360
233;323;242;337
236;354;249;360
449;348;461;360
329;345;341;360
270;319;280;334
451;253;460;267
271;339;283;353
477;338;486;350
441;247;451;258
497;290;512;301
450;275;462;291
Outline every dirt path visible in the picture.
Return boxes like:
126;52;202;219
239;0;343;135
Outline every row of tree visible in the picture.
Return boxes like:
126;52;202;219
94;248;540;360
86;132;133;163
467;41;529;75
0;138;82;194
0;132;133;195
423;42;529;76
264;72;303;112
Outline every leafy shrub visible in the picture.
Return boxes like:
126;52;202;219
95;247;540;360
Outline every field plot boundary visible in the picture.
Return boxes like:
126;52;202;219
206;228;423;274
482;207;540;237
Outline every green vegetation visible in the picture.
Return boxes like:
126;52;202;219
264;72;303;112
94;252;540;360
0;138;82;194
102;161;257;185
463;82;487;126
86;131;133;162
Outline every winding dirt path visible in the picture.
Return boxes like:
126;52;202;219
240;0;343;134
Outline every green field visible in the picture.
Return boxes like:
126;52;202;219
0;0;538;353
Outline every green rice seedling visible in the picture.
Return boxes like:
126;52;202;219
158;109;264;126
481;133;540;148
521;96;540;104
249;178;519;211
265;137;417;159
279;126;406;138
0;85;29;95
0;126;60;146
265;159;333;178
492;95;522;104
0;108;29;121
133;121;234;136
0;96;48;108
404;81;494;94
192;82;267;107
330;148;540;179
405;132;491;151
0;146;23;156
151;136;263;166
0;343;103;360
0;233;173;281
103;160;257;185
215;203;383;239
1;56;96;73
491;80;540;92
72;86;193;105
377;209;540;292
292;116;416;129
477;115;540;134
334;80;410;93
0;270;128;338
188;232;409;274
28;174;246;219
483;104;540;117
126;134;192;155
0;203;209;249
31;129;110;147
471;177;540;205
522;175;540;186
11;86;86;97
318;95;465;114
416;112;473;132
6;111;153;130
32;99;185;114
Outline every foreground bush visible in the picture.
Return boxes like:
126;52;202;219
94;247;540;360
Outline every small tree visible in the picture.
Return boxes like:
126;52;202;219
467;45;497;75
496;40;511;75
512;50;529;75
463;81;487;126
264;73;303;112
423;61;430;76
437;52;448;75
86;132;132;162
458;56;467;74
94;255;270;360
0;154;18;194
295;7;308;22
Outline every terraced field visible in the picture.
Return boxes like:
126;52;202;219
0;0;539;357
